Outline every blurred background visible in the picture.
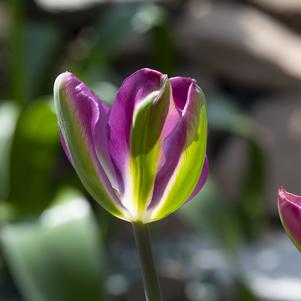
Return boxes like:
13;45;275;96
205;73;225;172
0;0;301;300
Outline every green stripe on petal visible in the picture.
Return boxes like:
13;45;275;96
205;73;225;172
129;77;171;219
149;86;207;222
54;73;128;221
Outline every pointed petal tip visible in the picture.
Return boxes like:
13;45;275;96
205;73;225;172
278;187;301;206
54;72;82;93
131;68;167;82
278;186;286;200
55;71;73;83
54;72;74;99
278;186;287;213
140;67;164;75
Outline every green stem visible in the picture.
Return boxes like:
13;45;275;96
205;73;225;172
132;222;162;301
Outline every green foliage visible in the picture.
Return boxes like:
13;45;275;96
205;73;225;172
1;189;105;301
6;99;60;216
9;0;26;105
235;278;261;301
76;5;139;77
25;22;62;101
0;102;19;201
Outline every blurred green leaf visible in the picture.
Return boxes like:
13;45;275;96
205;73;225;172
9;0;61;105
6;98;60;216
151;23;176;74
77;5;139;75
25;22;62;100
9;0;26;106
239;141;266;240
208;97;255;138
235;278;261;301
209;97;266;240
0;102;19;201
1;189;105;301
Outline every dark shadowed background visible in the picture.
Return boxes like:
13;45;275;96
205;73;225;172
0;0;301;300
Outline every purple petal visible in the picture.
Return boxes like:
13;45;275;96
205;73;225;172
278;187;301;249
108;68;166;179
94;102;123;192
156;77;194;169
147;79;207;221
148;77;195;208
54;72;126;218
170;76;194;110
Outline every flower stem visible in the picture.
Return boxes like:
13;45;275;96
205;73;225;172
132;222;162;301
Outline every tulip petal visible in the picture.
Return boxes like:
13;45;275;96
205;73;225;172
149;78;203;208
169;76;194;111
108;68;165;180
94;102;121;192
60;132;74;166
278;187;301;250
148;81;207;221
108;68;168;214
54;72;128;220
187;156;209;202
129;77;171;218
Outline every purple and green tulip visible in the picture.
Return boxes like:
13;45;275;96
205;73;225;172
54;68;208;223
278;186;301;251
54;68;208;301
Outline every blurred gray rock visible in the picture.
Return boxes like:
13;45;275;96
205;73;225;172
211;135;248;203
246;0;301;12
177;1;301;90
34;0;182;12
126;277;185;301
252;94;301;212
244;0;301;31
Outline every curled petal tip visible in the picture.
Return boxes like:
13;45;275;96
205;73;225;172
278;186;286;205
278;186;286;196
139;67;166;78
54;72;83;94
54;71;72;85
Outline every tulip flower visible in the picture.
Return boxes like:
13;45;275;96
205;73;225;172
54;68;208;301
54;68;208;223
278;186;301;251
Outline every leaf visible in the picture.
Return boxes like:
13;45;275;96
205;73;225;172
209;96;266;240
77;5;139;74
239;140;266;240
25;22;62;101
0;102;19;201
208;97;254;138
1;189;106;301
235;278;261;301
6;98;60;216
